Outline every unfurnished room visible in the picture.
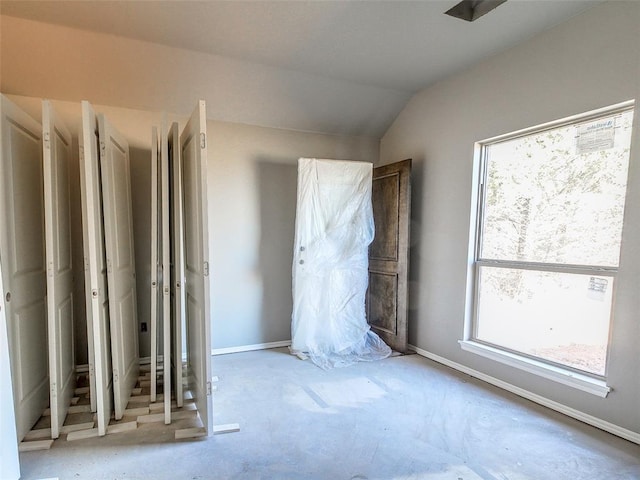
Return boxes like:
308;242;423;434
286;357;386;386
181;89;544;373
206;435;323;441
0;1;639;479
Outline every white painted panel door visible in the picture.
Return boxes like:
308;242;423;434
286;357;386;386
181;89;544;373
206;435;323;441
79;111;97;414
98;113;139;420
0;95;48;441
169;121;185;408
181;100;213;435
79;101;113;436
150;126;160;402
161;120;172;424
0;256;20;479
42;100;75;439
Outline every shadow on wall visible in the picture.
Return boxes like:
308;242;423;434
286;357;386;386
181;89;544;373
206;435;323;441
407;155;425;346
129;147;152;358
257;160;298;344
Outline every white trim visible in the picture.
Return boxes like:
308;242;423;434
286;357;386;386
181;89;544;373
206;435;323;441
409;344;640;445
211;340;292;356
479;100;635;145
459;340;610;397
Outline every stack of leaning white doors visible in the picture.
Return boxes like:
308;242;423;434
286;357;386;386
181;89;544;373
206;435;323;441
79;100;140;435
79;100;214;438
146;111;214;432
0;96;77;448
0;95;213;457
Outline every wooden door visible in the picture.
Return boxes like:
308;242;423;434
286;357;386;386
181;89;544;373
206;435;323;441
42;101;75;439
150;126;160;402
0;95;48;441
98;113;139;420
160;120;172;424
181;100;213;435
79;101;113;435
367;159;411;353
169;121;185;408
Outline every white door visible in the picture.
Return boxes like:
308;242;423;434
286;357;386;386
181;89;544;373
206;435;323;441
79;122;97;414
160;120;172;424
150;126;160;402
181;101;213;435
0;95;48;441
0;256;20;479
98;113;139;420
79;101;113;435
42;100;75;439
169;121;185;408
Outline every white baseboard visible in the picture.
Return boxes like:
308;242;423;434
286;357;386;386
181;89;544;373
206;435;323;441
408;344;640;445
211;340;291;356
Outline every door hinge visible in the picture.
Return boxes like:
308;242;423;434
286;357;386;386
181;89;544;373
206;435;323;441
200;132;206;149
107;259;112;274
43;132;51;149
100;141;106;158
203;261;209;277
206;381;212;396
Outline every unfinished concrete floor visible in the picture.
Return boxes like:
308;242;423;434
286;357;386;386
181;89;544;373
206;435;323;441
18;348;640;479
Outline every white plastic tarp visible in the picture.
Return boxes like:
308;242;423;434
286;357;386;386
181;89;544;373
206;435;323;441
291;158;391;369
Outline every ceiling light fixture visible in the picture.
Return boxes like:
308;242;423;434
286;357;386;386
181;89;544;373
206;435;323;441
445;0;508;22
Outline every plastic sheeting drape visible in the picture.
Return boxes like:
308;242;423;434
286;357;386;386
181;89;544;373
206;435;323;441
291;158;391;369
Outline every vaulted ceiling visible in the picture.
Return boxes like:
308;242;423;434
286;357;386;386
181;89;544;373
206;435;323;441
0;1;603;137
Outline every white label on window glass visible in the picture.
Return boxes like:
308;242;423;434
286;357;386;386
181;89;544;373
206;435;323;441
587;276;608;301
576;117;615;154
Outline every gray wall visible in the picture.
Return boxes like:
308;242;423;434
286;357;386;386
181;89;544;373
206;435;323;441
207;121;378;349
380;1;640;437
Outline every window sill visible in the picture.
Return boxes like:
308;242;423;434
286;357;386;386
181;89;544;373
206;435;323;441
458;340;611;398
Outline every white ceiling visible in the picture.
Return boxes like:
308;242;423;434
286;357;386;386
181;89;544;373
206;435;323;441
0;0;603;136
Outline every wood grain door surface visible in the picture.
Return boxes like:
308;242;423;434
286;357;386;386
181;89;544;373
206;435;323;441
367;159;411;353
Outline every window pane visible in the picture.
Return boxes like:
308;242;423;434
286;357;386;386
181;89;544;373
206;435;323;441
481;110;634;266
476;266;612;375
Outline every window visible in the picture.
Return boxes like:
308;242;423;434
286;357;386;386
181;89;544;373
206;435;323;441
467;102;635;382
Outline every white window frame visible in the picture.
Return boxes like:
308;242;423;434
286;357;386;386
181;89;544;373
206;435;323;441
461;100;635;398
